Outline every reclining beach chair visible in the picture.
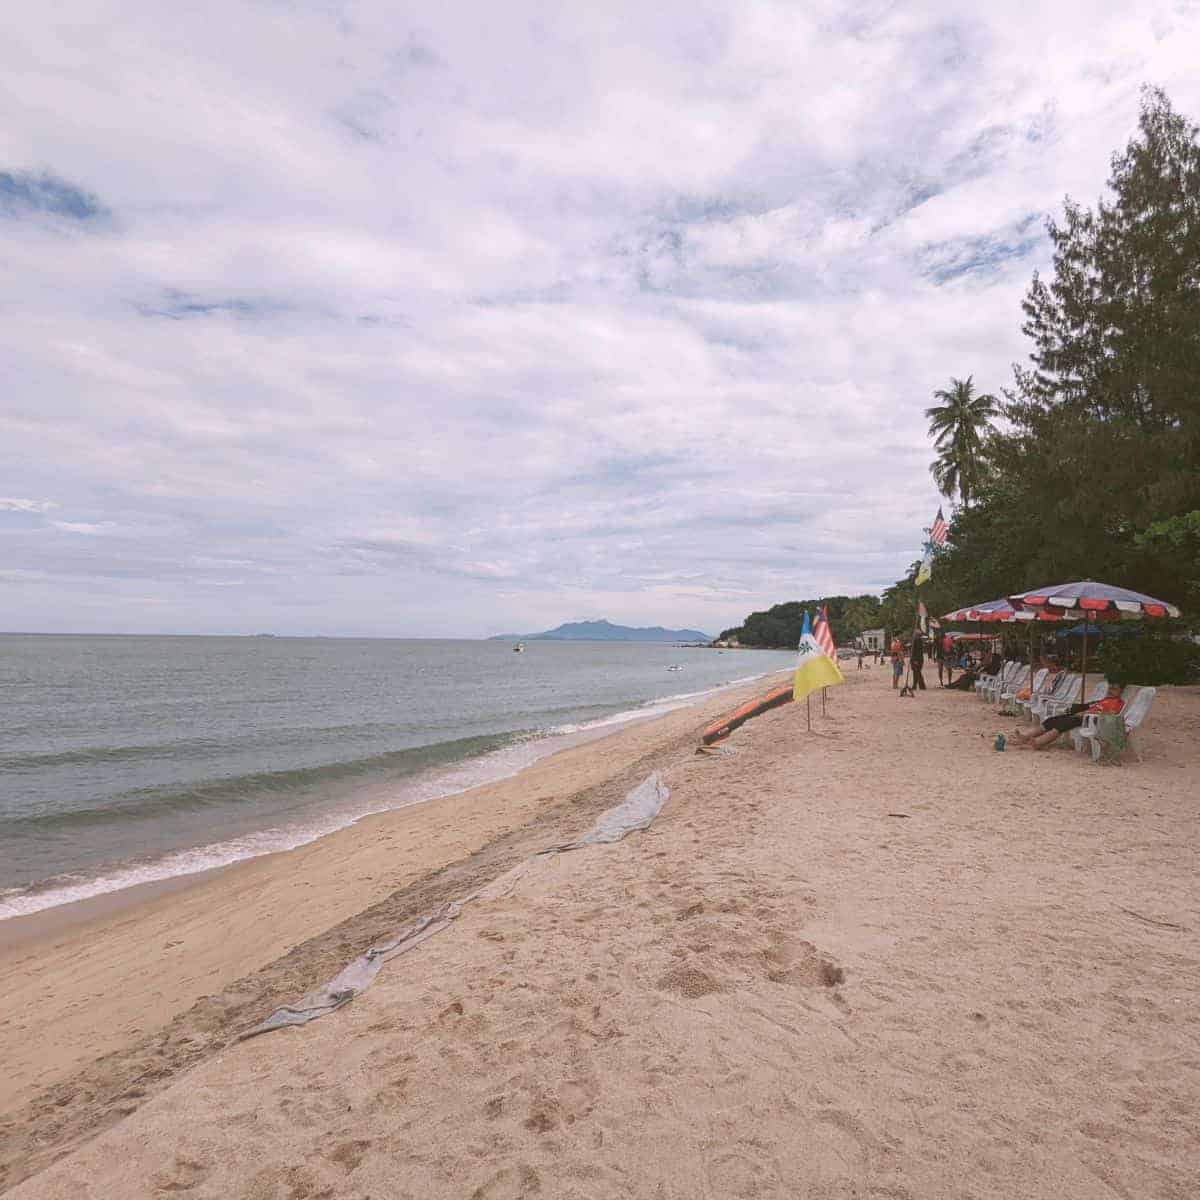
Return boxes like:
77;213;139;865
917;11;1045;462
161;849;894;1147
983;661;1024;705
1030;673;1080;722
1017;670;1066;720
1000;667;1046;710
1043;675;1109;721
1071;686;1155;763
977;661;1015;702
974;659;1009;698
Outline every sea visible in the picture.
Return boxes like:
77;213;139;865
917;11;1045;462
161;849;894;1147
0;635;795;921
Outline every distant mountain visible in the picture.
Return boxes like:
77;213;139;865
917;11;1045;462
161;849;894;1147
490;619;712;644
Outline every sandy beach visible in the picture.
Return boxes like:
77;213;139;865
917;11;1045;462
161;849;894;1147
4;666;1200;1198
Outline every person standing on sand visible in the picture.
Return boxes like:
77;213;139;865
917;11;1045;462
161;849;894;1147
938;632;955;686
890;637;904;689
909;629;927;691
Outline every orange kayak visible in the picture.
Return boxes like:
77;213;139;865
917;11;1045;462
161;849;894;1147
700;684;793;745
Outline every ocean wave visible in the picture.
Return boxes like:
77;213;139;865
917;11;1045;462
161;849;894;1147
0;733;552;921
0;666;783;922
1;732;526;834
545;669;777;734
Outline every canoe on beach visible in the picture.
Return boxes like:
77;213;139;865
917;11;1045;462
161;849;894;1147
700;683;793;744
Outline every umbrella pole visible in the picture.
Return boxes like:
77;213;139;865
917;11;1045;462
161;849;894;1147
806;695;812;732
1028;624;1034;694
1081;622;1088;706
822;687;827;716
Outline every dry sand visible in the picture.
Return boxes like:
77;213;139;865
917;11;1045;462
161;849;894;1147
0;672;787;1189
6;667;1200;1198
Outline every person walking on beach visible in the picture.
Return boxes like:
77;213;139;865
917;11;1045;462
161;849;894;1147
909;629;927;691
938;632;954;686
890;636;904;689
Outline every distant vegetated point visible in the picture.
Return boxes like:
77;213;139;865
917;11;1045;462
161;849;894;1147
490;619;712;644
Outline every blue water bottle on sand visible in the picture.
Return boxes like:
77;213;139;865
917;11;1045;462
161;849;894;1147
994;732;1006;751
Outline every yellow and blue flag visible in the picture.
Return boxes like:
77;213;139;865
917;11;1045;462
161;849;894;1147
915;551;933;586
793;611;845;702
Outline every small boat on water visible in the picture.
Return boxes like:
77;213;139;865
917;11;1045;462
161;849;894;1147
513;642;526;653
666;664;683;671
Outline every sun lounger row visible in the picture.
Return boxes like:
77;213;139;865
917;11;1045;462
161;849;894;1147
970;661;1159;762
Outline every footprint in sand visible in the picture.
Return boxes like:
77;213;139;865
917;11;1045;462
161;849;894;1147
149;1155;210;1192
469;1162;542;1198
325;1138;371;1172
762;932;845;988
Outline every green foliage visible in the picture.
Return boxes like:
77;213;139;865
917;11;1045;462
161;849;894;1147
917;89;1199;628
925;376;998;506
732;91;1197;648
1135;511;1200;606
727;594;881;648
1095;633;1200;686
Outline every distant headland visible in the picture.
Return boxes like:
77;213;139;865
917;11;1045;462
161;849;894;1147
488;619;712;644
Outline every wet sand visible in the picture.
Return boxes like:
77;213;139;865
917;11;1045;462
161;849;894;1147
5;668;1200;1198
0;671;787;1190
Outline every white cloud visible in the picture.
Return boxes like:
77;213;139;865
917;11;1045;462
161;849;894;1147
0;498;56;512
50;521;107;534
1;0;1197;634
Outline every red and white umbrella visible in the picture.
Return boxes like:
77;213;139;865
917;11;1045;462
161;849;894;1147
1007;580;1180;620
1007;580;1181;699
942;598;1035;624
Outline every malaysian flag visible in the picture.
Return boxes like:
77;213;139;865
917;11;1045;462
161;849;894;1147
813;604;837;658
930;506;949;546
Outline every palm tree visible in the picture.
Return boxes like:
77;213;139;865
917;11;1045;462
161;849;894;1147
925;376;998;506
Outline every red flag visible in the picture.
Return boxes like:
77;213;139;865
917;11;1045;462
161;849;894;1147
930;506;949;546
814;605;836;658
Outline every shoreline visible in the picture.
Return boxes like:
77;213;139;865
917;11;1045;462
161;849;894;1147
8;672;1198;1199
0;669;790;1129
1;665;783;930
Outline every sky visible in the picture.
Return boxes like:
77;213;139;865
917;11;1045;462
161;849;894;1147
2;1;1199;638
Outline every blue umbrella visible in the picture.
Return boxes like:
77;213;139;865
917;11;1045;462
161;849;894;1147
1056;622;1139;639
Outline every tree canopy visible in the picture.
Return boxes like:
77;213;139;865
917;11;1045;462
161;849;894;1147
722;89;1198;655
926;375;998;506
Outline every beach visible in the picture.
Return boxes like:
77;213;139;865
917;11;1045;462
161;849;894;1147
4;666;1200;1197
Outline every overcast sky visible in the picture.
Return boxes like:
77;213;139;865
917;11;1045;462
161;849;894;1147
2;2;1198;637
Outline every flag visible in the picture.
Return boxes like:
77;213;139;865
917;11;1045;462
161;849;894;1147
916;551;933;586
813;604;836;658
930;507;949;546
793;611;845;702
917;599;929;635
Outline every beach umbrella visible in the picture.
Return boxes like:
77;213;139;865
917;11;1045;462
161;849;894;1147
941;598;1037;690
1056;621;1139;639
1008;580;1181;701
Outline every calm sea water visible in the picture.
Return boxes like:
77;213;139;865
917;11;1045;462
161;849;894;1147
0;636;793;919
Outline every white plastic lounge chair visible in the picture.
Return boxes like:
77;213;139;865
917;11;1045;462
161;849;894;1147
981;661;1021;703
1001;667;1046;707
1043;675;1109;720
974;660;1006;698
1072;686;1155;762
983;662;1019;703
1031;673;1080;722
1018;669;1066;719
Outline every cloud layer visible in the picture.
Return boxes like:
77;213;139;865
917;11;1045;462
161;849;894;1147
3;1;1198;635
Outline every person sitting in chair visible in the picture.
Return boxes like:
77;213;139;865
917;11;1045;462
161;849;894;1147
1010;684;1124;751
